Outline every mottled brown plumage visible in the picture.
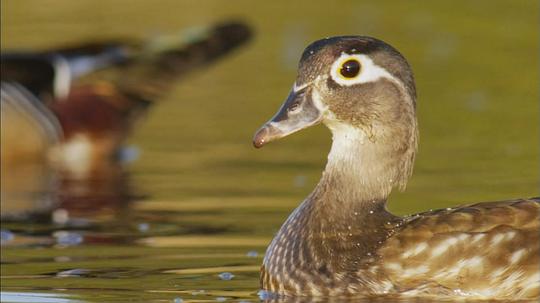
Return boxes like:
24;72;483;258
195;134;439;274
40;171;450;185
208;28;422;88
254;36;539;300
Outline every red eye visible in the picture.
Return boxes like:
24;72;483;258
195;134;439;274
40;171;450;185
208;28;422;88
340;59;361;78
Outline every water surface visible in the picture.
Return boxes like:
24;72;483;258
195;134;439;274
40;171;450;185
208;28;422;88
1;1;538;302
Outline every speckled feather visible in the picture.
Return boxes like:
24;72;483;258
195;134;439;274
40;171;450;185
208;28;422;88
261;197;540;299
378;198;540;298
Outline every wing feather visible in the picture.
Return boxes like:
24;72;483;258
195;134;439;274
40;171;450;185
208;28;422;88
377;198;539;299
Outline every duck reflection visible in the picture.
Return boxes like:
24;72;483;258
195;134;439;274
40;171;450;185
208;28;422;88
1;21;252;222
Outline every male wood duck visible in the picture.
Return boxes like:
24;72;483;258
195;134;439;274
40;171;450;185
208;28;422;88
253;36;539;300
1;21;252;179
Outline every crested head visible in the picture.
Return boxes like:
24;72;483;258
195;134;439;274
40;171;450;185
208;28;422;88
254;36;418;199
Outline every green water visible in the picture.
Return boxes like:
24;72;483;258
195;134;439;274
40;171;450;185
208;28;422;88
1;1;538;302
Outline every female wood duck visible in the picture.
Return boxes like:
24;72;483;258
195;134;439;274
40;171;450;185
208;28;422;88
253;36;539;300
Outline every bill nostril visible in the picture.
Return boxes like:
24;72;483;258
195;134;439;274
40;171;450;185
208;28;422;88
288;103;299;112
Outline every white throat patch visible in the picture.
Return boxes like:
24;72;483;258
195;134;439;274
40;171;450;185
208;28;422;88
324;120;398;200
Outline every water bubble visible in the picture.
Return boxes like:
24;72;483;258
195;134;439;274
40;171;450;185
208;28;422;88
218;272;234;280
138;223;150;232
191;290;206;296
1;229;14;244
369;210;374;214
56;268;88;277
216;297;227;302
173;298;183;303
258;290;275;300
246;250;258;258
53;231;83;246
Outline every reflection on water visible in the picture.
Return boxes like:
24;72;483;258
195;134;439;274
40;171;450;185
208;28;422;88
1;292;83;303
258;292;461;303
1;164;59;219
0;290;462;303
1;0;538;302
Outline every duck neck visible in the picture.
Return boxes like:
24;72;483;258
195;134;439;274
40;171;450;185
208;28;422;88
318;122;396;205
291;123;402;261
265;123;405;275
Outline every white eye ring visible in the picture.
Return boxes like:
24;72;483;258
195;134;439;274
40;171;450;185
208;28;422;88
330;53;395;87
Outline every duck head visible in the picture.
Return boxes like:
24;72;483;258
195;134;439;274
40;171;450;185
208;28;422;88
254;36;418;197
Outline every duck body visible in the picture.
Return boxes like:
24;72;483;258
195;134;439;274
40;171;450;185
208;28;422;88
262;196;539;299
254;36;539;300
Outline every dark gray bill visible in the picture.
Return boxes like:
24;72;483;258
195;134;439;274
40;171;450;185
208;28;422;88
253;86;323;148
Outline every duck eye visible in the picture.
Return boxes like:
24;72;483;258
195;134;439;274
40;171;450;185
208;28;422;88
339;59;361;78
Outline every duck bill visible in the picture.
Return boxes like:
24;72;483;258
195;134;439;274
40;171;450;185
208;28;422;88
253;86;323;148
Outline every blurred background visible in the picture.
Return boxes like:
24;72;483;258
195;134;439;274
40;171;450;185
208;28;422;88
1;1;538;302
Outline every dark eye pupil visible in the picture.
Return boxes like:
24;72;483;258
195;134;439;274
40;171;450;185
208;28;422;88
340;60;360;78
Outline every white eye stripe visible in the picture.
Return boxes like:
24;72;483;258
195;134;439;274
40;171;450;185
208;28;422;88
330;53;399;87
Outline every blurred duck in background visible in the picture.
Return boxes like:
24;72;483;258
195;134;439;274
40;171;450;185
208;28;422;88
1;21;252;219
